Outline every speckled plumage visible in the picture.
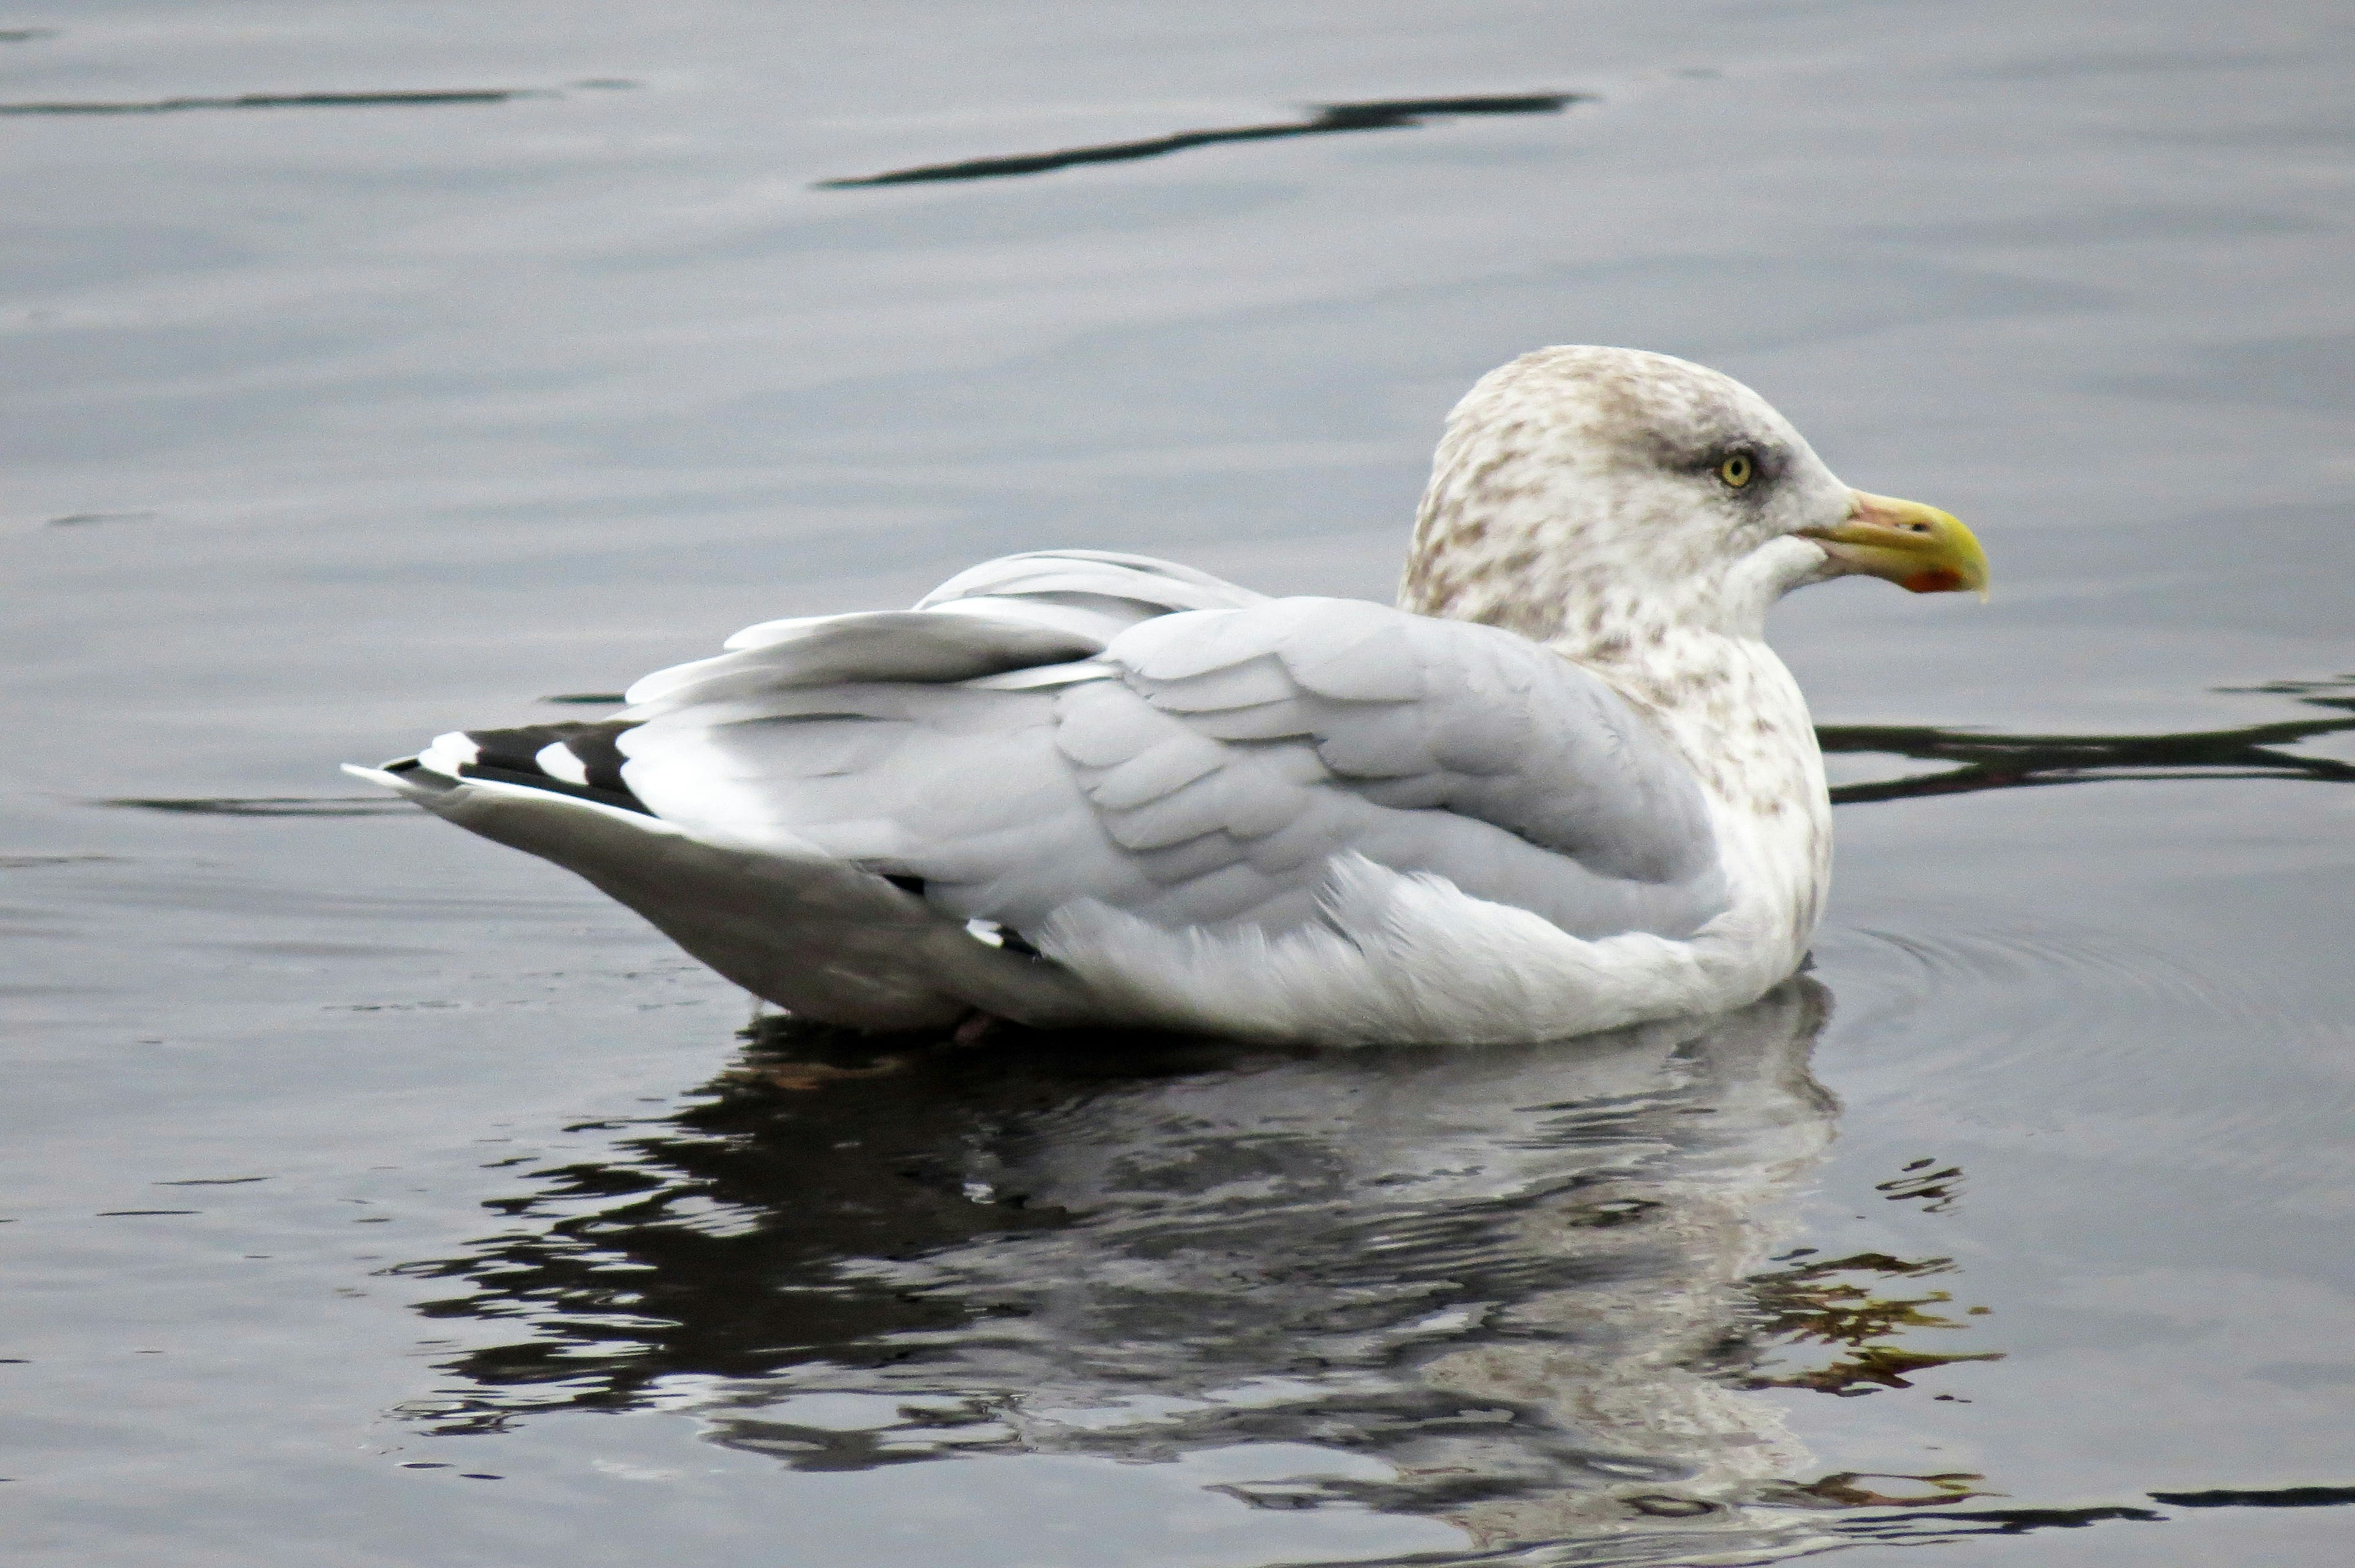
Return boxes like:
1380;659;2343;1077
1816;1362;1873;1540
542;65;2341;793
1401;348;1854;965
353;346;1937;1044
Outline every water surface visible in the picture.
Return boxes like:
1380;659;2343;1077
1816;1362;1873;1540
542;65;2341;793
4;2;2353;1564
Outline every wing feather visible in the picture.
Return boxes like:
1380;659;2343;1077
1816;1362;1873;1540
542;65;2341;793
916;548;1270;616
613;562;1725;951
1086;732;1230;814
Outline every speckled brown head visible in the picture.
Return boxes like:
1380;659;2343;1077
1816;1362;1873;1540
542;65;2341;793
1398;346;1986;651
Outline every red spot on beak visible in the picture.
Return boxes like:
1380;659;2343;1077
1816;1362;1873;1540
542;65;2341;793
1902;567;1965;594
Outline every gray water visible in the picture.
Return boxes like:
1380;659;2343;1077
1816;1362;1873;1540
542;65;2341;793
4;2;2353;1564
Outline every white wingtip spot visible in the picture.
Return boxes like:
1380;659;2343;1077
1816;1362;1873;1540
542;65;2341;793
418;732;480;778
534;741;590;786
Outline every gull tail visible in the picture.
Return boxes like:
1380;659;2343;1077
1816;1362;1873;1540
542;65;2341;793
342;734;1092;1033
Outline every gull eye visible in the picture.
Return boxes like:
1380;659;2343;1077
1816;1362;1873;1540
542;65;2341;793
1717;451;1755;489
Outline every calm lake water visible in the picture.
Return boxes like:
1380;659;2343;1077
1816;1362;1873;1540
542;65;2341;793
4;2;2353;1564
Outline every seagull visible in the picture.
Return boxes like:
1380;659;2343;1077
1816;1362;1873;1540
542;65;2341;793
348;346;1986;1045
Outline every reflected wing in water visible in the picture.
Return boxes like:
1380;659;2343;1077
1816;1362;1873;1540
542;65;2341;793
396;983;2009;1556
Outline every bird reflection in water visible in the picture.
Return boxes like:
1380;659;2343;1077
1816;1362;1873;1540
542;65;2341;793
394;980;2008;1561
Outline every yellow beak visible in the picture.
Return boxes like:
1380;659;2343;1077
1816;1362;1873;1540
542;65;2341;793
1800;491;1990;596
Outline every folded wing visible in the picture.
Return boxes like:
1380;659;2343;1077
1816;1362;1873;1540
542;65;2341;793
619;568;1727;948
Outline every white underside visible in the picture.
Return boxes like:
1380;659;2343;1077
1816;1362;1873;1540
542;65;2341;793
1035;849;1792;1046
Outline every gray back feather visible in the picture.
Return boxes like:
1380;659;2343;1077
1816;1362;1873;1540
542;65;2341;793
616;554;1726;946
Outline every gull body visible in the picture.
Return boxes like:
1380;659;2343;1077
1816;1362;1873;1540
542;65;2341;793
350;347;1985;1044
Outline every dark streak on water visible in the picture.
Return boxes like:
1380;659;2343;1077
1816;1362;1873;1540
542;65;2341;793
94;1209;201;1217
816;93;1584;188
1829;1504;2166;1542
2149;1485;2355;1509
1820;678;2355;804
0;89;546;117
45;511;158;527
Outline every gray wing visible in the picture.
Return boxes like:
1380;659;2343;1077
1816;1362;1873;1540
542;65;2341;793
618;563;1726;947
621;548;1266;710
1087;597;1724;911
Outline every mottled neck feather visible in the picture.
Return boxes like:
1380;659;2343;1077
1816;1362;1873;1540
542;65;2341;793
1398;500;1823;824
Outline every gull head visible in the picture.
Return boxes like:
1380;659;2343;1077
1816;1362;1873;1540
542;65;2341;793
1399;346;1987;649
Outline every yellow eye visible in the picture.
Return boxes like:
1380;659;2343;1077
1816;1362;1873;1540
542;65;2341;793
1718;452;1754;489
